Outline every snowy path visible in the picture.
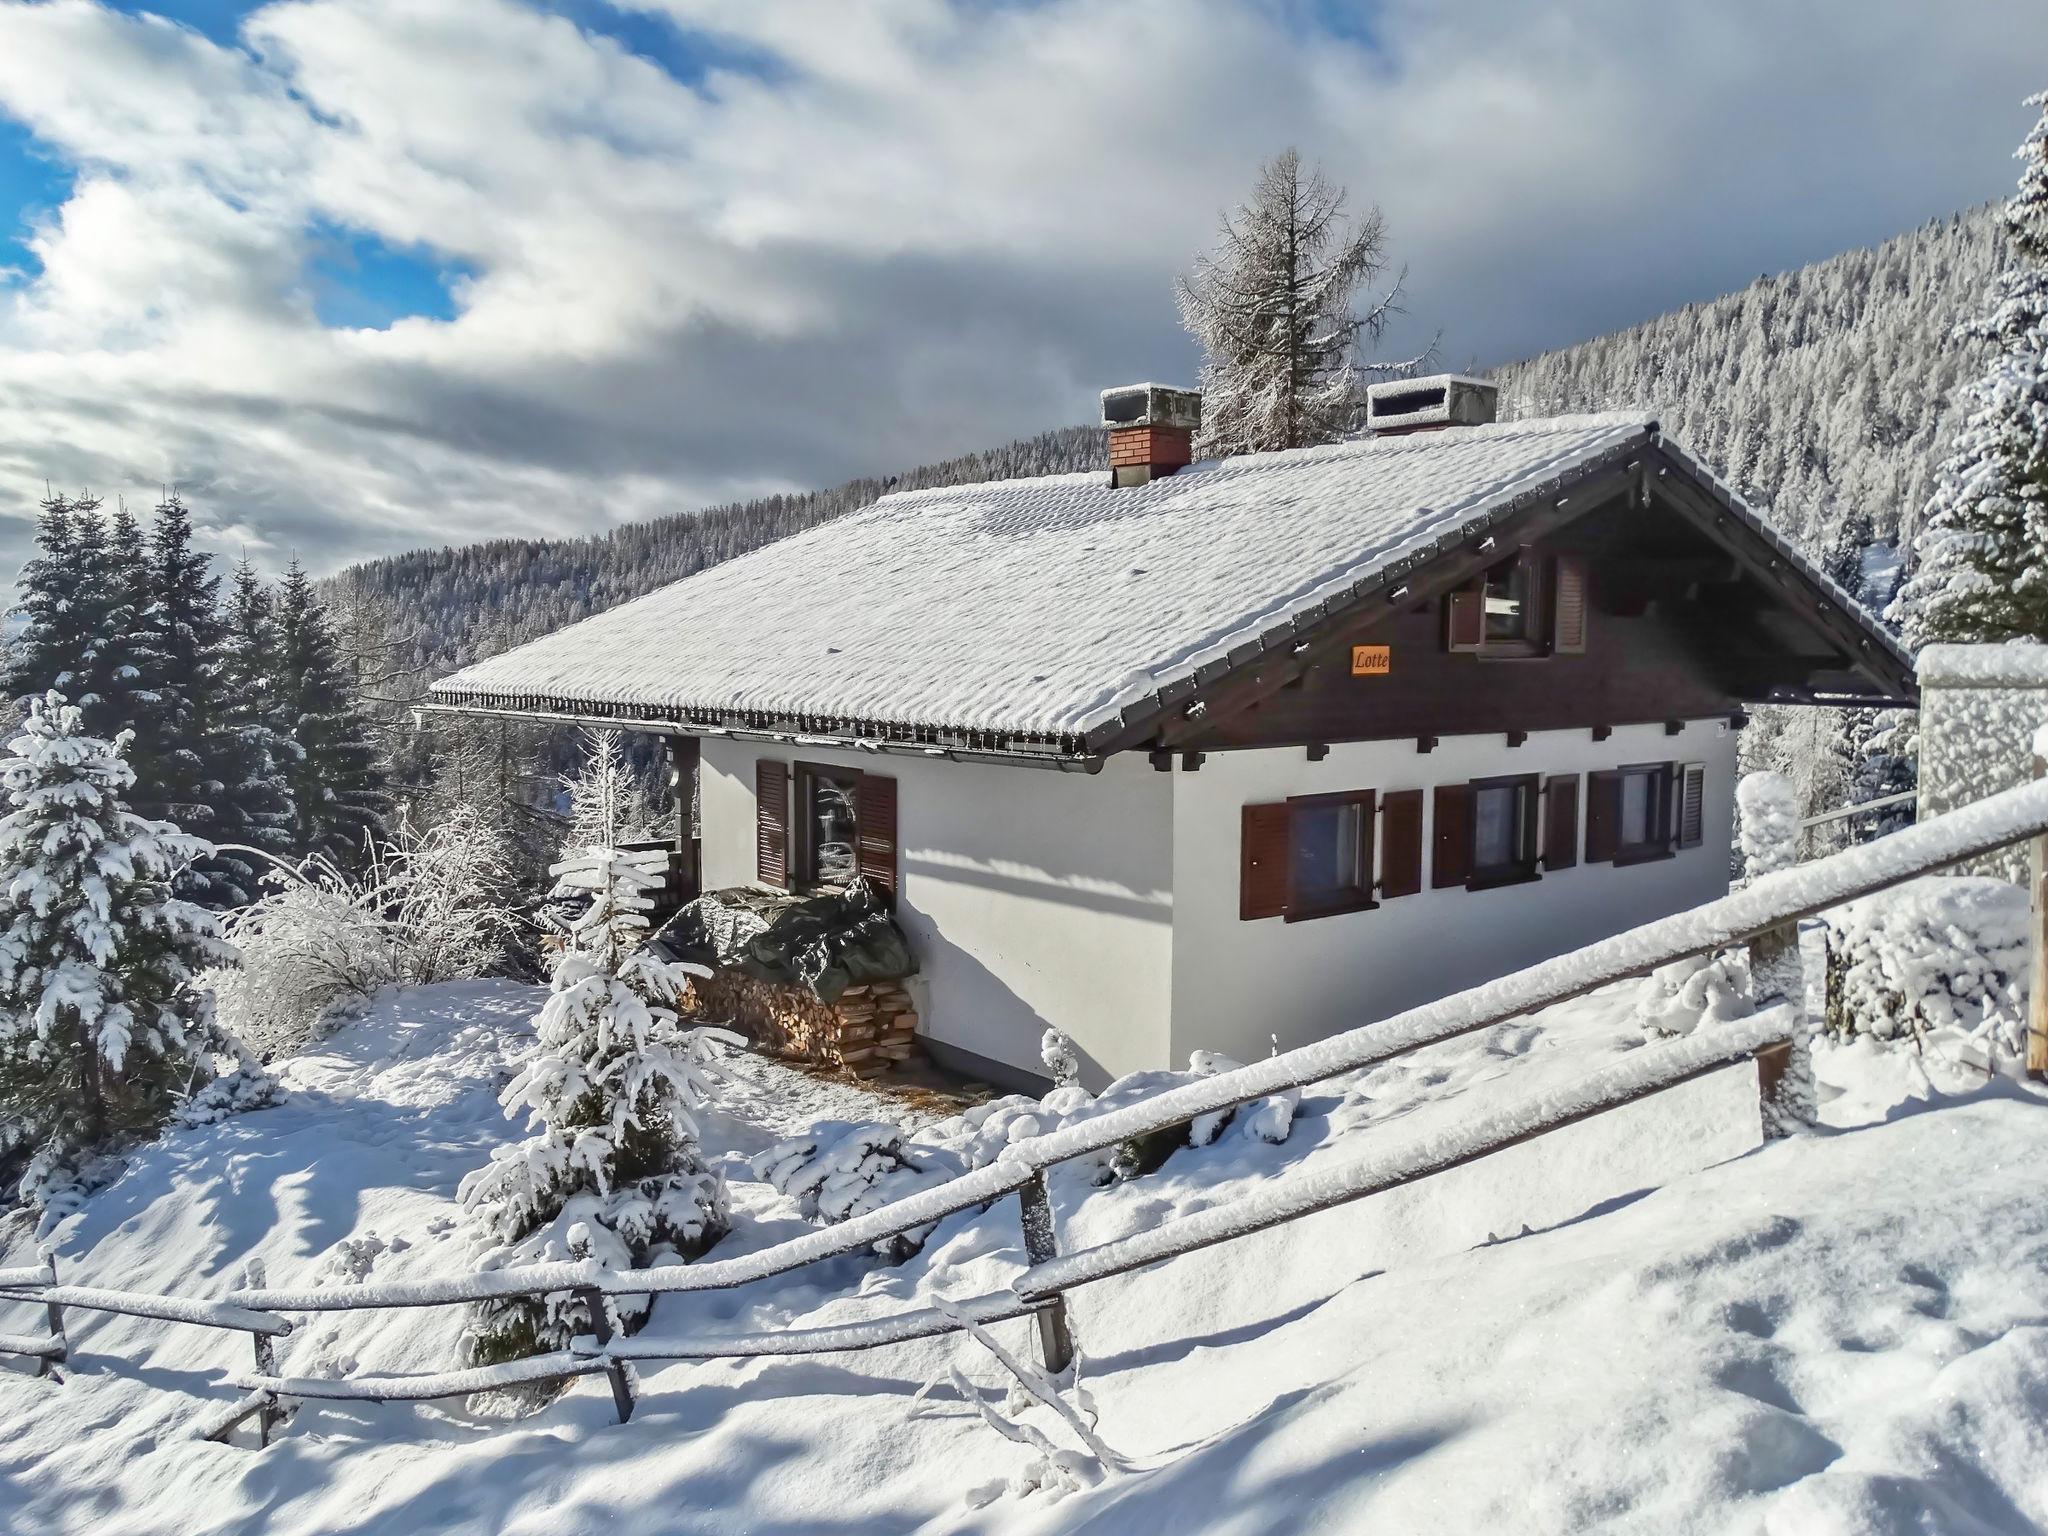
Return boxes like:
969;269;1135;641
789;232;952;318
1;981;2044;1533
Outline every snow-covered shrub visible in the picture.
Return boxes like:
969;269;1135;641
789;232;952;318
171;1064;283;1127
763;1052;1301;1257
753;1121;939;1256
210;803;516;1058
0;695;235;1216
1736;771;1801;882
1820;876;2029;1064
459;847;736;1367
1633;951;1754;1039
1040;1027;1080;1088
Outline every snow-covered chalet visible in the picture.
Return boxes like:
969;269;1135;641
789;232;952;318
431;376;1913;1090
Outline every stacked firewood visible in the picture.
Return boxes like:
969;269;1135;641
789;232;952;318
684;970;921;1079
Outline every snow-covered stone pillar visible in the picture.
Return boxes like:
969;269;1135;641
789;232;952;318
1738;771;1814;1135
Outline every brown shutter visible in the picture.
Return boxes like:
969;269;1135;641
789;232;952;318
1445;587;1485;653
1240;802;1291;920
1379;789;1424;899
1677;762;1706;849
755;758;789;888
1552;555;1588;655
1432;783;1471;888
1542;773;1580;870
1585;770;1622;864
856;773;899;901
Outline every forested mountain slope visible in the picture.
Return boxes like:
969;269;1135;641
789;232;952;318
1495;204;2004;582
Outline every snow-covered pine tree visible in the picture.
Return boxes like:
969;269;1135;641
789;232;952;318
130;494;277;908
458;846;731;1365
0;694;234;1209
1176;148;1415;456
274;558;386;873
96;499;157;744
217;557;297;885
6;493;105;728
1895;92;2048;650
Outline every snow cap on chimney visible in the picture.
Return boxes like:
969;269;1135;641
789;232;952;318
1102;383;1201;488
1366;374;1499;435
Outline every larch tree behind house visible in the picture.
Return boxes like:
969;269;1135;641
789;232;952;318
1177;147;1415;456
1895;90;2048;650
0;695;233;1211
458;842;732;1366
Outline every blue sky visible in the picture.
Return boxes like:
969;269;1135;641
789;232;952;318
0;0;2044;575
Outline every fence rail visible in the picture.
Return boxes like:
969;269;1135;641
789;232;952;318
8;771;2048;1440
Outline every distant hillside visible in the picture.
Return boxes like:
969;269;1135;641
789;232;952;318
331;425;1103;680
1495;204;2005;581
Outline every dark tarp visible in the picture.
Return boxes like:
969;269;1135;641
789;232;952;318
653;878;918;1004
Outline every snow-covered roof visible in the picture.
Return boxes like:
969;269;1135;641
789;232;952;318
431;413;1899;755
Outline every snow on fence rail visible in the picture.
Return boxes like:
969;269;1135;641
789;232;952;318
10;772;2048;1438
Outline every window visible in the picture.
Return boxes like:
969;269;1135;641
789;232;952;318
1587;763;1676;865
1482;554;1535;643
1240;788;1402;922
1469;774;1541;886
771;761;900;898
1445;550;1588;658
797;763;861;888
1289;794;1373;917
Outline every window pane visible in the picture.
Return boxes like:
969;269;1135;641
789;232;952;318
807;771;860;885
1473;785;1521;870
1483;558;1531;641
1292;802;1361;899
1619;772;1652;847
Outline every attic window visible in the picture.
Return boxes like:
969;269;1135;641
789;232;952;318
1483;555;1535;644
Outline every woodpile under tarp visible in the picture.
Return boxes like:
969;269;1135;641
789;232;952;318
683;971;920;1077
656;879;923;1076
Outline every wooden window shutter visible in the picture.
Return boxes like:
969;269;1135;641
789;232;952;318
1585;770;1622;864
1542;773;1580;871
856;773;900;900
1432;783;1471;888
1552;555;1588;655
1379;789;1424;899
1677;762;1706;849
1445;587;1485;653
1240;802;1291;921
755;758;789;888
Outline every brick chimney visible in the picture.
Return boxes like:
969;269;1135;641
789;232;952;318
1366;374;1499;435
1101;383;1202;488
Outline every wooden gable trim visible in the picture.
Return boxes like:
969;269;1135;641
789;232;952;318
1105;451;1651;757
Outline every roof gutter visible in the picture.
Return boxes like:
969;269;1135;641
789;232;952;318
412;701;1106;773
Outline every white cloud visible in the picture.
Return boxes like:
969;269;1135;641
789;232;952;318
0;0;2043;576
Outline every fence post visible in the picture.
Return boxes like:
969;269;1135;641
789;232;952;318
38;1255;65;1379
2031;750;2048;1081
1016;1171;1076;1376
1749;922;1814;1138
249;1332;281;1447
579;1287;637;1425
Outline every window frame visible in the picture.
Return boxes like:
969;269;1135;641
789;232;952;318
1283;789;1379;923
1611;761;1677;866
1466;772;1543;889
792;759;864;892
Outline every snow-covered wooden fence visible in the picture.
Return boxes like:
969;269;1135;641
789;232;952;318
10;770;2048;1439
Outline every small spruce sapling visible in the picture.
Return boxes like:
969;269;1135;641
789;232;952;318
458;842;736;1365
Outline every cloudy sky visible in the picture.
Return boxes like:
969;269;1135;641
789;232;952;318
0;0;2043;577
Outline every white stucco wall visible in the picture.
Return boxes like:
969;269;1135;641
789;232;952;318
1166;720;1740;1065
699;740;1174;1089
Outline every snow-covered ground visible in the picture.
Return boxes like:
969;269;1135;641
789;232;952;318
2;979;2043;1534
